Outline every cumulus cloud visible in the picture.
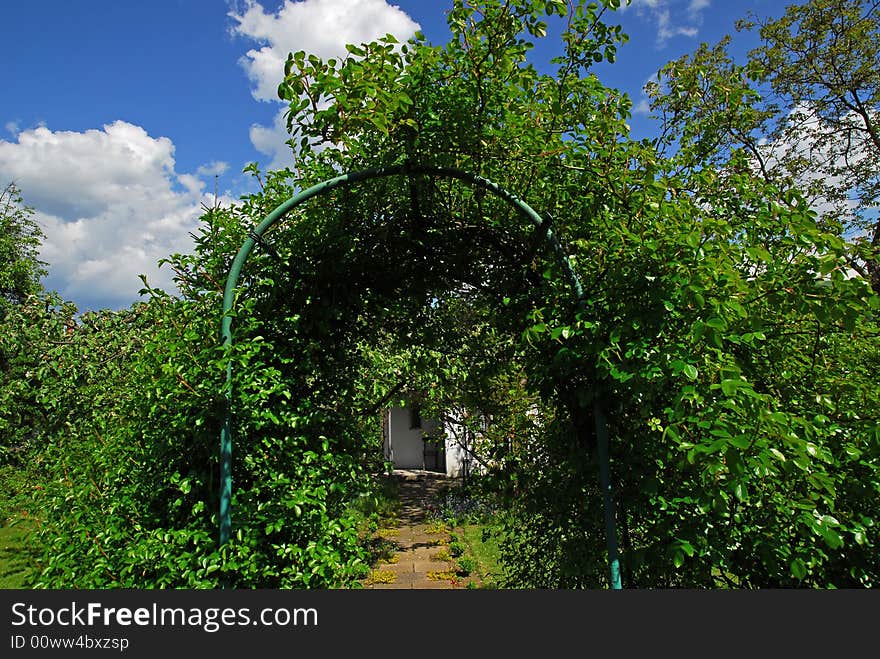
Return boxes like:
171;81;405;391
229;0;420;166
248;108;297;170
0;121;231;310
756;103;870;223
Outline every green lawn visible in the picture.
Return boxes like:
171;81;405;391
0;464;41;588
460;523;503;588
0;515;39;588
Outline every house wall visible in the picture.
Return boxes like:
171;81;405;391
384;405;492;477
442;418;482;479
384;406;442;471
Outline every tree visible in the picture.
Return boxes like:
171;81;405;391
0;183;46;310
648;0;880;291
0;183;49;468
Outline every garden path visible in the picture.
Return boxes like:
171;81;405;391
359;469;479;589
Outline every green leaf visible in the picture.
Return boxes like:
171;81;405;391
720;379;741;396
769;448;786;462
683;364;698;380
727;436;751;450
820;527;843;549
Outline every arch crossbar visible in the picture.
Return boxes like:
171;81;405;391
218;163;622;588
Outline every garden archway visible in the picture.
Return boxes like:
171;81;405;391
219;162;622;588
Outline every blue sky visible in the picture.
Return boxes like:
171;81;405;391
1;0;788;311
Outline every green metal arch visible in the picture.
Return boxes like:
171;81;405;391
218;163;622;588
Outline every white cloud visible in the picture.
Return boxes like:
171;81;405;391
621;0;662;10
633;98;652;115
656;9;698;42
229;0;419;162
196;161;230;177
628;0;709;46
249;107;297;170
0;121;232;310
230;0;419;102
756;103;869;222
630;73;660;116
5;121;20;137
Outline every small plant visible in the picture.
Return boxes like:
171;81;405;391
425;520;449;535
427;569;457;582
425;487;498;525
365;569;396;585
448;541;465;557
456;556;477;576
432;549;452;562
365;535;399;566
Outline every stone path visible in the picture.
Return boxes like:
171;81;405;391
360;469;479;589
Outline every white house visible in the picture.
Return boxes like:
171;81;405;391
381;404;484;478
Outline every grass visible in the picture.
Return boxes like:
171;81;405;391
423;482;504;588
0;464;42;589
0;516;39;588
459;524;502;588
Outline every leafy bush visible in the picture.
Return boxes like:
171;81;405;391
456;556;477;576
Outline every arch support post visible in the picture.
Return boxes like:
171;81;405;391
594;399;622;589
219;362;233;547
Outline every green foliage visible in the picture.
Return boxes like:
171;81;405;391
0;183;50;468
8;185;382;588
461;523;502;587
0;464;41;587
0;183;46;311
456;555;477;576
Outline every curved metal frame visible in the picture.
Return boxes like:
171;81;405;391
218;163;622;588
